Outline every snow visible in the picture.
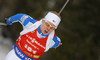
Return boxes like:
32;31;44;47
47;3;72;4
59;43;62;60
0;26;13;60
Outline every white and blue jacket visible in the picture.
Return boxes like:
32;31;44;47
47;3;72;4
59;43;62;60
6;13;61;50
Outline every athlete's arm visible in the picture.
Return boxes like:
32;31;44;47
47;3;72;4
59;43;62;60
50;35;62;48
6;13;37;29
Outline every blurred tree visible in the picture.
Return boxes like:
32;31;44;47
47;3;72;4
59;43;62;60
52;0;100;60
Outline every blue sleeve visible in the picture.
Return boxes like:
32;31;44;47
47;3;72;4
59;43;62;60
6;13;37;26
51;36;61;48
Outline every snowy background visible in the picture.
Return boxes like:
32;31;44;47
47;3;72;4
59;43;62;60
0;26;13;60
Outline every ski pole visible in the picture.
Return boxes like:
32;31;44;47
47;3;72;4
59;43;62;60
0;18;8;26
58;0;69;15
0;22;7;26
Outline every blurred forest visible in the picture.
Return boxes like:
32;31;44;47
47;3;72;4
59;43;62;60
0;0;100;60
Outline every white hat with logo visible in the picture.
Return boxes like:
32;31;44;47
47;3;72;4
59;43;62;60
43;12;61;29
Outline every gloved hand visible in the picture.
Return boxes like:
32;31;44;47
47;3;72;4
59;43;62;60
5;17;12;25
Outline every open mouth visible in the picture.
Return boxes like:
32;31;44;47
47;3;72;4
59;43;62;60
44;30;48;33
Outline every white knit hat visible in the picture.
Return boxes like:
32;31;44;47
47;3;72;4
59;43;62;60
43;12;61;29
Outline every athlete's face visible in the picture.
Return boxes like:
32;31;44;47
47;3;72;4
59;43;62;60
40;20;56;35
